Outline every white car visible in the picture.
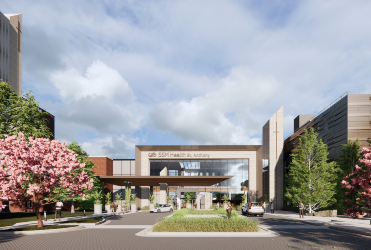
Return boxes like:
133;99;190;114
242;202;264;217
150;204;174;213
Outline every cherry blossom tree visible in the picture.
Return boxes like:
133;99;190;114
0;132;94;227
342;147;371;218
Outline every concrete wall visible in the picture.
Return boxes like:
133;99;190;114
3;13;22;96
262;107;284;209
347;94;371;148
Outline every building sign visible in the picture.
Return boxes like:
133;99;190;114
148;152;210;158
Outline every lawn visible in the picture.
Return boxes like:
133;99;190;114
3;225;78;231
59;217;103;224
0;210;95;227
173;208;239;218
152;217;259;232
153;208;259;232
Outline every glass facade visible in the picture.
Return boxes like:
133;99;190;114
149;159;249;198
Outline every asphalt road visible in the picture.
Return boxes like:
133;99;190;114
0;212;370;250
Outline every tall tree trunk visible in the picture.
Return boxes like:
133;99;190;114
71;201;75;213
33;194;43;228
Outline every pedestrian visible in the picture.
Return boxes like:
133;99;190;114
270;202;274;213
122;201;125;213
263;202;266;213
226;201;232;219
110;202;115;215
53;199;63;221
298;201;304;219
217;202;220;209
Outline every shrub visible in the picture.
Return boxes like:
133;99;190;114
153;217;259;232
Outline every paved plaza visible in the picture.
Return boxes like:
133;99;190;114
0;211;370;250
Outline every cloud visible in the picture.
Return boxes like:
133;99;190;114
81;134;138;159
3;0;371;158
49;60;144;158
51;60;135;102
150;66;279;144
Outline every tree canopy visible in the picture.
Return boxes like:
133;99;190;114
0;81;52;139
335;139;363;211
285;128;338;213
342;147;371;218
0;133;93;227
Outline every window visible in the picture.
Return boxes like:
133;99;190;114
18;21;21;52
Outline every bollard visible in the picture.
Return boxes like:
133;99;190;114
84;210;86;217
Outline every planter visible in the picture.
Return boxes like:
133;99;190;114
117;205;122;214
223;203;227;209
105;205;111;213
150;204;154;211
94;204;102;215
131;204;137;212
186;203;192;209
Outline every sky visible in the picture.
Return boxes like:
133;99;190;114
2;0;371;159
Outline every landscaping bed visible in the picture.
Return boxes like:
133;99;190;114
3;225;78;231
0;211;95;227
152;208;259;232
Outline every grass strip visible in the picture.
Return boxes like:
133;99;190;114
172;208;238;218
59;217;103;224
187;208;239;217
3;225;78;231
153;217;259;232
0;211;95;227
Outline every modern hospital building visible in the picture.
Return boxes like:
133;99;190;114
90;92;371;210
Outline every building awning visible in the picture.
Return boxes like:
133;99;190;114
98;176;233;186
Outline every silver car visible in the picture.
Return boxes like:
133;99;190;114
242;202;264;217
150;204;174;213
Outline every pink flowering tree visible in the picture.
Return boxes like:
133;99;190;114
0;132;94;227
342;147;371;218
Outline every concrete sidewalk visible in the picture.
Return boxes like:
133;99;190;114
0;213;110;231
268;210;371;237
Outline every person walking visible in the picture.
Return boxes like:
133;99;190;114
226;201;232;219
270;202;274;213
263;202;266;213
122;201;126;213
53;199;63;221
298;201;304;219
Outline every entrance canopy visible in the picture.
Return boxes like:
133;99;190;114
98;176;233;186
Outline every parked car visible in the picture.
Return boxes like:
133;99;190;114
150;204;174;213
242;202;264;217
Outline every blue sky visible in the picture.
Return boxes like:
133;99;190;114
2;0;371;158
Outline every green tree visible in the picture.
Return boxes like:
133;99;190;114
285;128;338;213
50;142;104;210
0;81;52;139
335;139;363;211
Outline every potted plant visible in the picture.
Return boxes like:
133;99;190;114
115;192;122;214
105;192;112;213
93;190;103;215
185;193;192;209
131;194;137;212
167;194;173;205
264;194;269;210
149;193;155;212
222;194;229;209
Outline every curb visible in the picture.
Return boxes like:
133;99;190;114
301;220;327;226
95;217;106;226
136;226;280;237
0;225;84;235
329;226;371;237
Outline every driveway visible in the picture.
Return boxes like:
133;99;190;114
0;212;370;250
